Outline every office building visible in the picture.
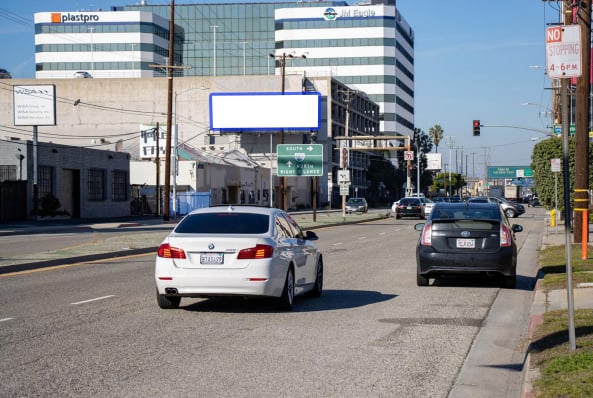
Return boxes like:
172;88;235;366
34;10;183;78
34;1;413;137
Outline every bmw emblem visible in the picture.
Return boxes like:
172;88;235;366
460;231;471;238
208;243;215;250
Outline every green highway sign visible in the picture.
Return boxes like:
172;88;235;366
488;166;533;179
553;123;575;136
277;144;323;177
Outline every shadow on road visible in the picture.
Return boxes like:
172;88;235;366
181;289;397;313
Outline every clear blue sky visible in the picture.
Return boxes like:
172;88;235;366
0;1;560;177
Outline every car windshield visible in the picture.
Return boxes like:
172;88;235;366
347;198;365;204
174;212;269;234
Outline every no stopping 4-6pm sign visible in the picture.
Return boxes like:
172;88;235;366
546;25;581;79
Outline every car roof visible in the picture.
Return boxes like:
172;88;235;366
187;204;280;216
430;202;502;220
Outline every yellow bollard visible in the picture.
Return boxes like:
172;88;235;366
550;209;556;227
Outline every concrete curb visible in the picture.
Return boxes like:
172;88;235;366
522;278;544;398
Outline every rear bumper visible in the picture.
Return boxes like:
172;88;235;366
417;247;516;276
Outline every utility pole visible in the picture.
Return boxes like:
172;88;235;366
574;0;591;242
560;0;576;352
163;0;175;221
155;122;160;217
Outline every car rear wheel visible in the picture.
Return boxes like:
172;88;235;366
156;289;181;309
307;259;323;298
277;267;295;310
504;208;516;218
417;273;429;286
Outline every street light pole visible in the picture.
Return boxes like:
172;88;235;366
446;136;455;197
211;25;218;76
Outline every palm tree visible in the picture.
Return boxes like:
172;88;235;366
429;124;444;153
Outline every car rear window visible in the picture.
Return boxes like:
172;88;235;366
433;209;500;220
400;198;420;205
174;212;270;234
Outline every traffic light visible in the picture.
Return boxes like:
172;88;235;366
473;120;480;136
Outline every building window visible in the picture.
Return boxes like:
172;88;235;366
38;165;54;198
88;168;106;201
112;170;128;201
0;165;17;182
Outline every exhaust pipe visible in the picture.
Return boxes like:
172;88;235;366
165;288;178;295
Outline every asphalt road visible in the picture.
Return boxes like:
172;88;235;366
0;211;544;397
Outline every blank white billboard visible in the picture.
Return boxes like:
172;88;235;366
426;153;442;170
209;92;321;131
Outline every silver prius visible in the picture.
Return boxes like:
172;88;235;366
155;205;323;310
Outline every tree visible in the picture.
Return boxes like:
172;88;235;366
429;124;444;153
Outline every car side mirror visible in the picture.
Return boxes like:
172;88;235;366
414;223;425;231
305;230;318;241
512;224;523;233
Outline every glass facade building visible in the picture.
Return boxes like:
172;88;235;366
121;0;414;136
34;0;413;136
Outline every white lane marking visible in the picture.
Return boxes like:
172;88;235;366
0;318;14;322
359;236;368;240
333;242;343;246
379;232;386;235
71;295;115;305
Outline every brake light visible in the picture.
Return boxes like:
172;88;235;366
500;225;512;247
420;223;432;245
157;243;187;259
237;244;274;259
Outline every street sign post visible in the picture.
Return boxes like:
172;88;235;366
277;144;323;177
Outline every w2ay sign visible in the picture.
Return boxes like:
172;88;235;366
546;25;582;79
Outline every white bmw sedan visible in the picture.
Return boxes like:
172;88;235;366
155;205;323;310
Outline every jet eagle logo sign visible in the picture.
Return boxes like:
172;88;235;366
323;8;338;21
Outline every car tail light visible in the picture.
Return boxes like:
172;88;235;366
420;223;432;246
500;224;512;247
237;244;274;259
157;243;187;259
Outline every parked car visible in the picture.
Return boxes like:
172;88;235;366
528;195;540;207
432;197;449;203
345;197;368;214
391;200;399;215
419;197;435;217
0;68;11;79
154;205;324;310
74;71;92;78
466;196;525;218
414;202;523;288
395;197;424;219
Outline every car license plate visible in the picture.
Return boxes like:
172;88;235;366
200;253;224;264
456;238;475;248
407;206;412;209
